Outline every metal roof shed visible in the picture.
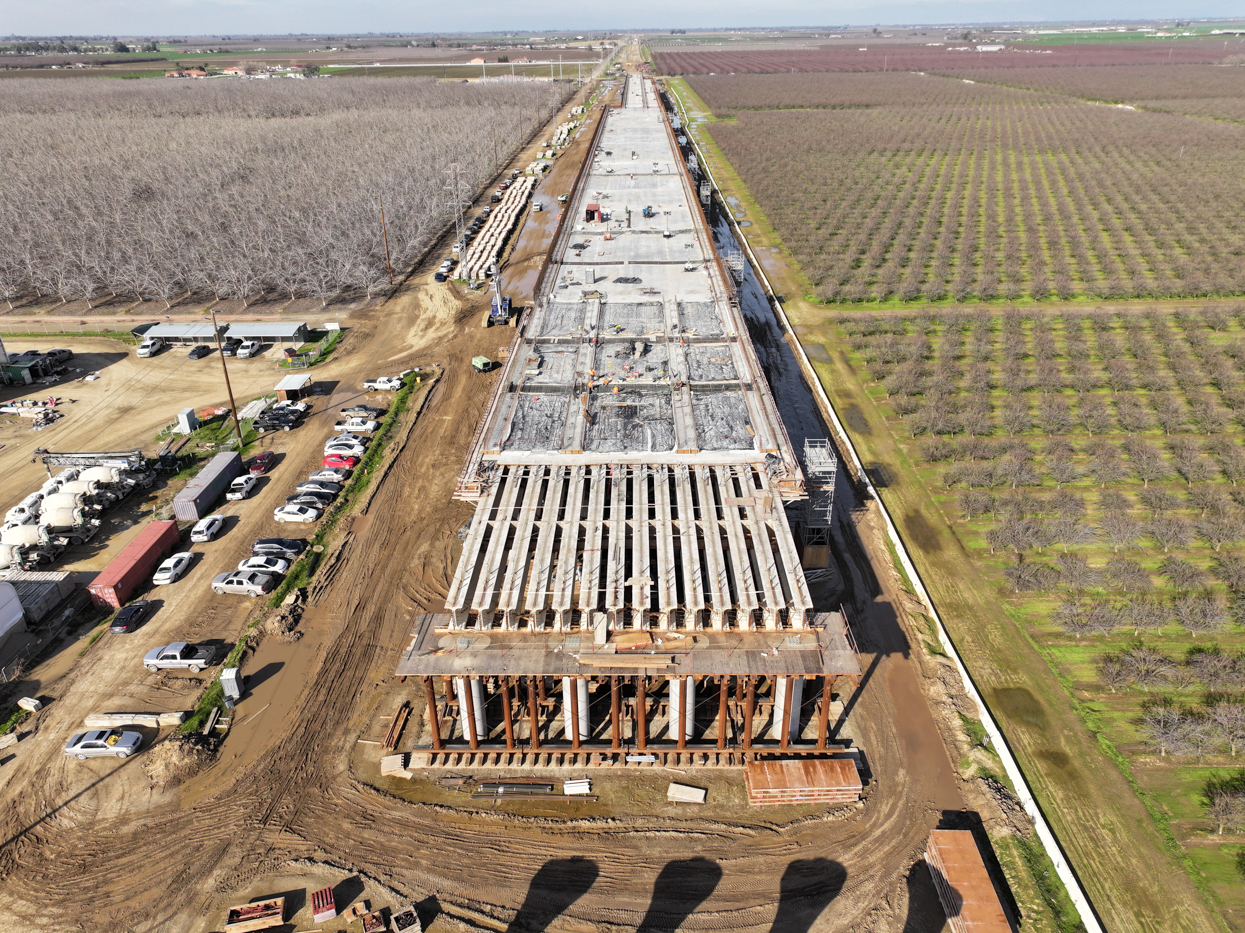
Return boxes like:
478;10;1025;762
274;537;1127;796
274;373;313;401
142;322;222;345
224;322;309;345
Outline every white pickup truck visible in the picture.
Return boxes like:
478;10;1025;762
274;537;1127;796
143;642;215;673
363;376;404;391
334;417;380;434
136;336;165;358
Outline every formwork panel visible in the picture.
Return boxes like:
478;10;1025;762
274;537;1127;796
925;830;1012;933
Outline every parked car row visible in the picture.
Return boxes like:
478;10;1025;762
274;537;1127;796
255;399;311;434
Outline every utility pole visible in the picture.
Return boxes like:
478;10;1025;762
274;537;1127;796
443;164;469;259
379;195;393;285
208;307;244;447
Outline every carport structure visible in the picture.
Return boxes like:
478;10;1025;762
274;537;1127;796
223;322;309;346
138;322;222;345
397;76;859;760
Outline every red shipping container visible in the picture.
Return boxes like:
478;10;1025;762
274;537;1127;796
87;520;181;610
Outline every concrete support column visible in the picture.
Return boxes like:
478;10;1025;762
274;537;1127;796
423;676;443;750
456;676;485;748
667;676;695;744
528;677;541;751
610;676;622;749
562;676;589;743
636;675;648;749
501;677;516;750
743;676;755;750
817;677;833;750
772;676;804;745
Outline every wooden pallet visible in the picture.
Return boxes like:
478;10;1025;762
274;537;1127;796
311;886;336;923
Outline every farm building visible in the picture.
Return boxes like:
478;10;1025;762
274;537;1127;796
137;322;222;345
274;373;313;401
223;322;309;346
397;76;859;768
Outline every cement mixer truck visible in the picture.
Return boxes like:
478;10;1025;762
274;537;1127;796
0;523;76;571
40;505;102;548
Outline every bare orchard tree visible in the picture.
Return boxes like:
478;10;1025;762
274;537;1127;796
1139;699;1206;755
1138;487;1182;516
1158;556;1207;592
1188;647;1244;690
1206;704;1245;756
1105;557;1152;593
1100;513;1145;553
1203;771;1245;832
1212;555;1245;593
1056;552;1098;590
1121;599;1171;636
1149;516;1194;553
1174;595;1230;636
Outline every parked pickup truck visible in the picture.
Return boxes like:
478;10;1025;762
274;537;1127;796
334;417;379;434
143;642;215;673
363;376;404;391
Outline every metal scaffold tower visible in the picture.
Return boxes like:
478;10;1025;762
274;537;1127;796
724;246;745;283
802;438;838;546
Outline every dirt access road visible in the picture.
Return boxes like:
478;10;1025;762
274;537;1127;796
0;69;990;933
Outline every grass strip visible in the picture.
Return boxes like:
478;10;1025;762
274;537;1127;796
0;705;27;736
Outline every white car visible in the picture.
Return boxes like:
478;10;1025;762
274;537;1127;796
324;440;367;456
273;400;310;414
309;468;350;483
152;552;194;585
273;504;320;523
189;515;225;542
363;376;404;391
211;570;274;597
225;475;257;501
238;555;290;575
331;432;369;446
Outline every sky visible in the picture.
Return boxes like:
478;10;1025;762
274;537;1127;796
0;0;1240;37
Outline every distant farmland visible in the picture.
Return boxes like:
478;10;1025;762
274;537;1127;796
685;71;1245;303
0;78;568;307
656;40;1238;74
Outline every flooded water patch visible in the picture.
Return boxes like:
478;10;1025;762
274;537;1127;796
992;687;1047;731
802;343;831;362
901;509;942;552
842;402;871;434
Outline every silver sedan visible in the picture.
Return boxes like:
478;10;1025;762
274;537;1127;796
64;729;142;760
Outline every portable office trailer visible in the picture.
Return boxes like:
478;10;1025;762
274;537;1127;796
172;452;242;522
87;520;180;609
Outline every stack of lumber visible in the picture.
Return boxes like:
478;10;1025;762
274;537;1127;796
744;758;861;807
222;896;285;932
383;701;410;750
925;830;1011;933
380;753;413;779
